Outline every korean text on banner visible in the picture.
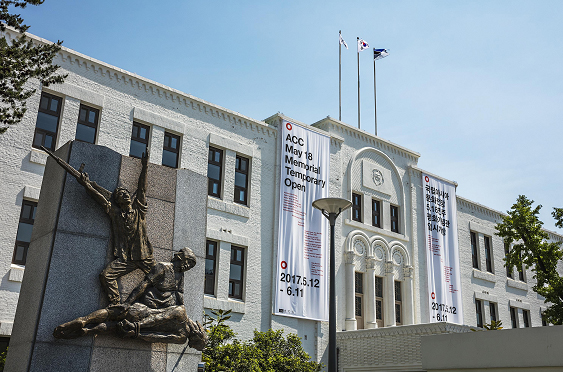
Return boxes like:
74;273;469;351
422;173;463;324
274;121;330;321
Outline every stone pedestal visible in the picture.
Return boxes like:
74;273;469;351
5;141;207;372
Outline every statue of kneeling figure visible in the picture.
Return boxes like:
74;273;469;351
53;248;207;351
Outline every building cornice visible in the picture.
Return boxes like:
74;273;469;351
312;116;420;162
2;28;277;137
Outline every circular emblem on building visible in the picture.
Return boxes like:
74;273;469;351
354;240;366;255
372;169;384;186
374;245;385;260
393;251;403;265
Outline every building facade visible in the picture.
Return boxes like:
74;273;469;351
0;29;560;368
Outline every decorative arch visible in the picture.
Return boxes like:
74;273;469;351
346;230;370;256
389;241;410;266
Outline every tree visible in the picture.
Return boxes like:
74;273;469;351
0;0;66;134
495;195;563;324
203;309;322;372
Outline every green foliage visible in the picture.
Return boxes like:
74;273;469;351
203;309;322;372
495;195;563;325
0;347;6;372
470;320;503;332
0;0;67;133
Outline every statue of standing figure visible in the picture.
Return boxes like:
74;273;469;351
43;146;206;349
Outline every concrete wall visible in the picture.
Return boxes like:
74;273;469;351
422;325;563;371
337;322;472;372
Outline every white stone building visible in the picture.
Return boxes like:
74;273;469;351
0;29;560;370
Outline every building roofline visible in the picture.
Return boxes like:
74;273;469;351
2;27;275;132
312;116;421;159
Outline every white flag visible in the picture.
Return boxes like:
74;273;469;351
339;34;348;49
357;38;369;52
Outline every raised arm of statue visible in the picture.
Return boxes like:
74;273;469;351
41;145;111;210
79;172;111;211
136;150;149;206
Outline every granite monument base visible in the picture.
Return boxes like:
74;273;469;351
5;141;207;372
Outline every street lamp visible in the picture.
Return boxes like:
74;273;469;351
312;197;352;372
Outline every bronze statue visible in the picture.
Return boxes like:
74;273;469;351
43;146;155;305
53;248;207;349
44;146;206;349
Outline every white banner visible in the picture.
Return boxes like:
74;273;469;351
422;173;463;324
274;121;330;321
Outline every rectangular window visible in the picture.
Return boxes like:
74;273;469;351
375;276;384;327
204;240;218;295
75;104;99;144
372;199;381;228
129;122;150;159
471;232;479;269
12;200;38;265
229;245;245;300
234;155;249;205
352;193;362;222
484;236;493;273
517;252;525;282
390;205;399;233
523;310;530;328
208;147;223;198
395;280;402;325
505;242;513;279
162;132;180;168
355;272;364;329
34;92;62;151
489;302;497;323
475;299;483;328
510;306;518;328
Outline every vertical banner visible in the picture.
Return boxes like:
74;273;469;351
422;173;463;324
274;121;330;321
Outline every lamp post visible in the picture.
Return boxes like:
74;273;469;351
312;197;352;372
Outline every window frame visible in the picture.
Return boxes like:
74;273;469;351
33;91;62;151
75;103;99;144
471;231;480;269
234;155;249;205
228;245;245;300
475;299;483;328
523;309;531;328
510;306;518;328
394;280;402;325
355;272;364;329
204;240;218;296
12;200;38;266
129;121;150;159
208;146;223;198
489;302;497;323
162;131;181;168
390;204;399;233
375;276;384;327
372;199;381;228
484;235;493;273
352;193;362;223
505;242;514;279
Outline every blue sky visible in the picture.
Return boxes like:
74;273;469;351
19;1;563;230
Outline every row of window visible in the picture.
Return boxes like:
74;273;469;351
34;92;181;168
354;271;402;328
475;299;535;328
207;147;250;206
204;240;246;300
351;193;400;234
470;231;525;281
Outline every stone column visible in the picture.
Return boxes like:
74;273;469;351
365;257;377;329
344;251;356;331
384;260;396;327
403;265;415;325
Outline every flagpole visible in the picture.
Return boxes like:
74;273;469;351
373;54;377;136
339;31;342;121
357;37;360;129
